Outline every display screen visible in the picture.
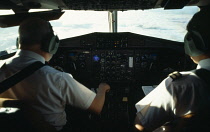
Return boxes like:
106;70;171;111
93;55;100;62
69;52;75;56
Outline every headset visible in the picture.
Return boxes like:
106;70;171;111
184;6;210;57
16;21;60;54
184;30;209;57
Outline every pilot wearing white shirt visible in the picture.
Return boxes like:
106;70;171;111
0;17;110;131
134;6;210;132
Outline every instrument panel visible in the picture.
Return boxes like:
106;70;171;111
50;32;192;85
49;32;195;132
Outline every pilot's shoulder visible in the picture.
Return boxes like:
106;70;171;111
0;60;6;68
51;66;64;72
41;65;63;74
168;71;183;81
168;71;193;82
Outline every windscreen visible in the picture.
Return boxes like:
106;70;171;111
118;6;199;42
0;7;199;54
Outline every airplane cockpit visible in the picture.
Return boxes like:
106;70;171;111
0;0;209;132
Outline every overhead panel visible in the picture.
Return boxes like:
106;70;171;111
0;0;204;11
62;0;159;11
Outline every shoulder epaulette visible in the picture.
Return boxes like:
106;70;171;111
53;66;64;72
168;71;182;81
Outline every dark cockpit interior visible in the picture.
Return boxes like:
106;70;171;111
49;32;195;131
0;0;209;132
48;31;197;131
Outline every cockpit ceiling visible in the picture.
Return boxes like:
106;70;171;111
0;0;209;11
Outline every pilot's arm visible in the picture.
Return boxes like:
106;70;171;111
87;83;110;114
134;77;175;131
134;116;146;131
62;73;110;114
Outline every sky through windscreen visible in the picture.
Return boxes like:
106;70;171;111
118;6;199;42
0;6;199;53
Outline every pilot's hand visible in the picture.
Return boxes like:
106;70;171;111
98;83;110;93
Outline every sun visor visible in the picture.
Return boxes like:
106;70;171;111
0;9;64;28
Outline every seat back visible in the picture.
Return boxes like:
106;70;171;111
0;98;56;132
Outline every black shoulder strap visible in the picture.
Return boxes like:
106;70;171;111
0;61;46;94
192;68;210;87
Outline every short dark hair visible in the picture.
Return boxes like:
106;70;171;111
18;17;52;47
187;6;210;47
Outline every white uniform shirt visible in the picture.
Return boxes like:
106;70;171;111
0;50;96;130
135;58;210;131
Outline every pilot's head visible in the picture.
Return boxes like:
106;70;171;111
18;17;59;61
184;6;210;64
